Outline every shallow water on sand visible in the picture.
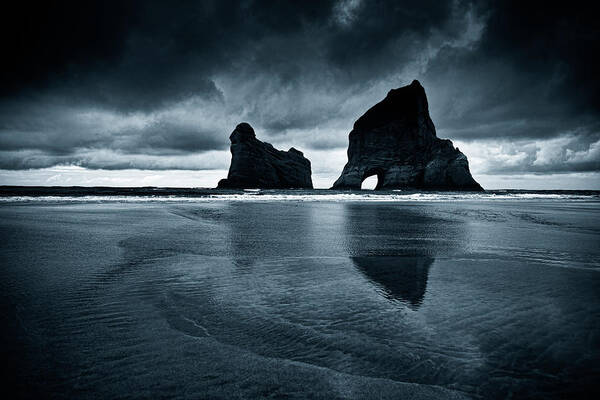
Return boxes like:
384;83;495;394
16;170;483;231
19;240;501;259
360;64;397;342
1;200;599;399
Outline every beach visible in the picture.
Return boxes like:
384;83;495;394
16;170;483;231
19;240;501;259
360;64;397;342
1;194;599;399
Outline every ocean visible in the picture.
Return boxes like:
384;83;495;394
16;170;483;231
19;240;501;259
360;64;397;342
1;187;599;399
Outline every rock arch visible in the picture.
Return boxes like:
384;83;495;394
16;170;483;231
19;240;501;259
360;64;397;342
332;80;482;191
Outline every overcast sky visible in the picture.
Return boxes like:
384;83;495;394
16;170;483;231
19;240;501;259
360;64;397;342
1;0;598;188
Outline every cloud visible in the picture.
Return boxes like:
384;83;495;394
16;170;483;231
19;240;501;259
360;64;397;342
0;149;229;171
0;166;229;188
333;0;363;27
0;0;598;181
455;133;600;175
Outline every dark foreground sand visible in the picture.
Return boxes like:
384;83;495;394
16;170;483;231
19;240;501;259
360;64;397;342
1;199;599;399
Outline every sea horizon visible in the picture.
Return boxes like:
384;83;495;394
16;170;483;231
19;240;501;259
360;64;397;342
2;185;599;202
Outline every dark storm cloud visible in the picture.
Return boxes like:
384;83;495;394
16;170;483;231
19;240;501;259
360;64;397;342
426;1;600;142
2;0;339;110
478;1;600;113
0;0;598;174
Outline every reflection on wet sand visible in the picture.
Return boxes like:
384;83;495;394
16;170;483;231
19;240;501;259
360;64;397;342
223;202;324;267
351;256;433;308
341;203;469;306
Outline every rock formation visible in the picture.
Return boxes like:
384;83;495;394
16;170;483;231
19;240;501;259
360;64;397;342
332;80;483;191
217;123;313;189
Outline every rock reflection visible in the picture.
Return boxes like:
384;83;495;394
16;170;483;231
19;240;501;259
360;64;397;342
223;202;327;271
340;203;468;307
352;256;433;308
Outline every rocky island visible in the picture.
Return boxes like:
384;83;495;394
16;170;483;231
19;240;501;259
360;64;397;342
332;80;483;191
217;123;313;189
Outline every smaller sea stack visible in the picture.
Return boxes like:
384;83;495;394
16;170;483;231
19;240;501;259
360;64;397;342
217;123;313;189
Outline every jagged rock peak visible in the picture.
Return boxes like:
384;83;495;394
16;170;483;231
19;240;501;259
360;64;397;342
217;123;313;189
354;79;431;133
230;122;256;142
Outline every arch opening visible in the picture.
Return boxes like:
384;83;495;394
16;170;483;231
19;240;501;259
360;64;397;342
361;175;378;190
361;169;385;190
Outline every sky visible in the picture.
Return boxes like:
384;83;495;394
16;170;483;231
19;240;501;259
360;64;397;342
1;0;599;189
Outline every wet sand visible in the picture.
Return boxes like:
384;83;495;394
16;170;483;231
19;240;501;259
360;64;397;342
1;199;599;399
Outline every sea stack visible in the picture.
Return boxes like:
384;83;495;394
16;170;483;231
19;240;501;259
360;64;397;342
332;80;483;191
217;123;313;189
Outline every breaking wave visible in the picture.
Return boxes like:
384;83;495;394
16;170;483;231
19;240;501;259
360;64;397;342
1;189;599;203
